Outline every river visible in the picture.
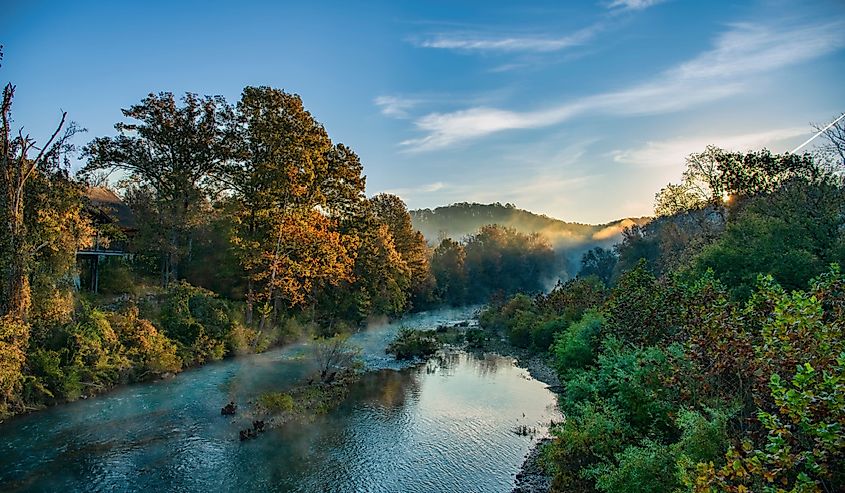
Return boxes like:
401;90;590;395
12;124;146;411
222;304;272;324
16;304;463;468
0;306;561;492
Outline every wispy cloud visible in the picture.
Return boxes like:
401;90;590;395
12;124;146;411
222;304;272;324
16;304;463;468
611;127;810;168
415;25;600;53
374;95;421;118
400;21;845;151
607;0;667;11
381;181;450;198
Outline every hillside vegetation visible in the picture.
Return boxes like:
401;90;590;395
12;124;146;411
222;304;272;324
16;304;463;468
411;202;649;249
480;145;845;493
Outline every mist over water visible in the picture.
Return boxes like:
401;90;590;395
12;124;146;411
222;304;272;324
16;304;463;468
0;306;561;492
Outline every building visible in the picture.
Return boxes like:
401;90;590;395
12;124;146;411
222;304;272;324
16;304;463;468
76;187;137;293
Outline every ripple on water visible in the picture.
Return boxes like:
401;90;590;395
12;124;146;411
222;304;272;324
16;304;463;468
0;307;560;493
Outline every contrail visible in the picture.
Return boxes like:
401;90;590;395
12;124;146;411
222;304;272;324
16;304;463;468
791;112;845;153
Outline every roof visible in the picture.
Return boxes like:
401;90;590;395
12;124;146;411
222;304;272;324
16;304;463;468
86;187;137;230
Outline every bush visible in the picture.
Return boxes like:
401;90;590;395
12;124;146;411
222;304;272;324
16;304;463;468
0;315;28;417
552;311;603;378
531;316;567;351
109;307;181;378
587;439;678;493
465;328;486;348
545;401;637;492
603;261;679;347
258;391;295;413
387;328;440;360
560;338;681;436
158;282;236;364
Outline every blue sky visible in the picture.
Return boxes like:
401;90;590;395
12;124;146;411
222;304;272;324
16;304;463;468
2;0;844;223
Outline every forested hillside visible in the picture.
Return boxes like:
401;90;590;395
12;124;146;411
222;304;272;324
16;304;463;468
411;202;649;249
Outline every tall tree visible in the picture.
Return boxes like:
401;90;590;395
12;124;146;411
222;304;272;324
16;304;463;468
370;193;435;309
431;238;467;305
226;86;360;326
1;83;82;319
81;92;234;286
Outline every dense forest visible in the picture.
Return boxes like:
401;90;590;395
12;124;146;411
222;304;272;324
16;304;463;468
411;202;649;277
481;143;845;492
0;61;563;419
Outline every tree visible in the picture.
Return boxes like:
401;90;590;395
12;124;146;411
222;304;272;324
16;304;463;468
370;194;435;309
579;247;617;285
431;238;467;305
312;333;361;382
226;86;359;327
813;115;845;167
653;183;706;217
82;92;235;286
463;224;556;301
1;83;83;319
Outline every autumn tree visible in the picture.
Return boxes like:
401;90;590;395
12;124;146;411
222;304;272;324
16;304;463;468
1;84;84;319
369;193;435;309
226;86;359;327
1;56;91;414
81;92;235;286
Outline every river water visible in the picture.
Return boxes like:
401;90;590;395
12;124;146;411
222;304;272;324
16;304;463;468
0;307;561;492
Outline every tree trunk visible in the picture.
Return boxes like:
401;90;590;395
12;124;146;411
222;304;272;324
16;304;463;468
4;207;30;320
245;278;254;325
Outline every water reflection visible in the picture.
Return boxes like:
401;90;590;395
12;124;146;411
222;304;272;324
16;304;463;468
0;307;560;493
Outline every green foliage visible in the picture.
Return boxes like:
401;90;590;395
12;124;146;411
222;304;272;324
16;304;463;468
603;261;679;347
0;315;29;416
109;307;181;378
587;439;678;493
539;276;607;323
465;327;485;348
258;391;295;413
386;328;440;360
579;248;617;285
158;281;236;365
96;257;136;296
463;225;557;302
431;238;467;305
545;402;637;492
552;311;603;377
692;212;822;299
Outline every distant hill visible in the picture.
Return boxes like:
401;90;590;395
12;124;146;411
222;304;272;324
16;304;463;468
410;202;650;276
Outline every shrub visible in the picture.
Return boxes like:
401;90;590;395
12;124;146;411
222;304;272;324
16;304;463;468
465;328;486;348
258;391;295;413
387;328;440;360
552;311;603;378
0;315;28;417
544;401;637;492
603;261;679;346
158;282;236;364
109;307;181;378
587;439;678;493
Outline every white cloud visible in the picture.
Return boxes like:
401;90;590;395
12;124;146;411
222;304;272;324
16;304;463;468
374;95;420;118
607;0;666;11
400;21;845;151
381;181;450;198
610;127;810;168
416;25;599;53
